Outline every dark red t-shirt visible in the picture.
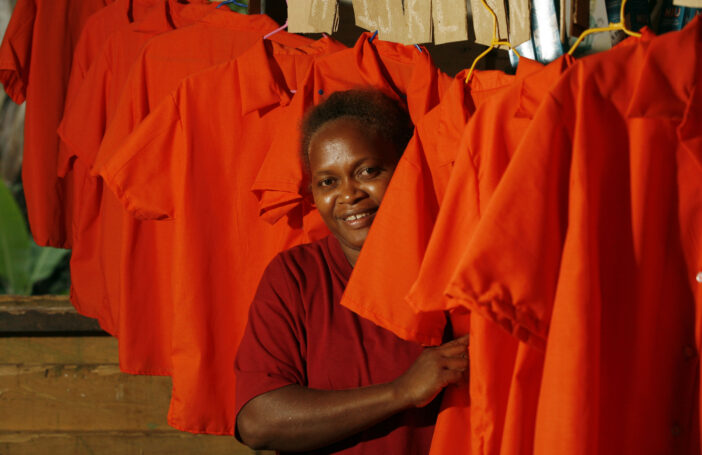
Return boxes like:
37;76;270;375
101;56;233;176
235;235;438;454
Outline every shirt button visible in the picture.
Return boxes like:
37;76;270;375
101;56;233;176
683;345;697;359
672;423;682;436
696;271;702;283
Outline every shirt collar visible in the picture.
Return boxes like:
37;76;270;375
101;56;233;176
125;0;164;23
237;36;344;115
515;54;573;118
333;32;445;125
625;18;701;166
198;8;280;31
130;0;214;33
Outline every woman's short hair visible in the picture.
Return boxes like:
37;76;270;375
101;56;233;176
299;89;414;172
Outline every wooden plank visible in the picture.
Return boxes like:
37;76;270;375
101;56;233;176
0;431;273;455
0;364;175;431
0;295;103;334
0;337;118;364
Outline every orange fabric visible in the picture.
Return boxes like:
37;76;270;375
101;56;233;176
251;32;453;229
403;56;573;455
57;0;214;348
83;10;309;374
0;0;113;247
339;68;525;348
60;0;163;252
99;37;346;434
446;19;701;454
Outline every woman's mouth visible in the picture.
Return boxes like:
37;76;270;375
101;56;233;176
340;209;377;228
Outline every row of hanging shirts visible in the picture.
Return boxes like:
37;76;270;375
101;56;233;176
0;0;700;451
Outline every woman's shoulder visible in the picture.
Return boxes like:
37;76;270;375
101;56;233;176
272;237;330;269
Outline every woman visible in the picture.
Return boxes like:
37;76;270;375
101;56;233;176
234;89;469;454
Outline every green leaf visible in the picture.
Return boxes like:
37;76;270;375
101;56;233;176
0;179;32;294
28;243;70;292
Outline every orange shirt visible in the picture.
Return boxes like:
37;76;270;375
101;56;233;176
57;0;215;346
339;68;524;348
446;19;700;454
76;10;311;377
60;0;162;249
0;0;113;247
403;56;573;455
99;37;346;434
251;32;453;231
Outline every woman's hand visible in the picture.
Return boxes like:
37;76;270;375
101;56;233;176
237;335;469;451
392;335;470;408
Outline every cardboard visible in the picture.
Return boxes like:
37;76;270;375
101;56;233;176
308;0;339;34
433;0;470;44
673;0;702;7
287;0;339;34
469;0;509;46
508;0;532;45
287;0;316;33
351;0;376;30
352;0;431;45
406;0;433;44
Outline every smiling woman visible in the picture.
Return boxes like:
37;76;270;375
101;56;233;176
301;90;412;266
233;89;470;455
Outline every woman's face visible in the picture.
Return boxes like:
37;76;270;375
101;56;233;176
308;117;400;265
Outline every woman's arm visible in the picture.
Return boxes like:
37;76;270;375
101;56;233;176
236;335;469;452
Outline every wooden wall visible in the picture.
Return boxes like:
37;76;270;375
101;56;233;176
0;296;272;455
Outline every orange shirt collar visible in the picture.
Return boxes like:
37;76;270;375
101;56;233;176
237;36;344;115
625;17;701;164
340;32;443;124
198;8;279;31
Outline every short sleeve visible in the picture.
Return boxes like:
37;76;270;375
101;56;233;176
406;124;481;314
0;0;36;103
340;131;447;346
444;94;572;348
58;49;113;175
98;89;187;221
251;84;311;224
93;52;152;174
234;254;307;417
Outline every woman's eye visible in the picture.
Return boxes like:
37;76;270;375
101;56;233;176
360;167;381;177
318;177;335;187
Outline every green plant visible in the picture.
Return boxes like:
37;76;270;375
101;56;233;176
0;179;70;295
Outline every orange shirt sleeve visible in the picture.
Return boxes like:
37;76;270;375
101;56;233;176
0;0;34;103
58;50;114;176
100;91;187;221
342;126;448;346
445;93;571;348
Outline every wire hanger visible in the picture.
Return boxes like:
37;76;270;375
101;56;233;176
264;0;288;39
216;0;247;8
567;0;641;55
466;0;521;82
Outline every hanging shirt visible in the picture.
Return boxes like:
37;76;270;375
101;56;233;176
98;37;347;435
0;0;113;247
60;0;163;249
83;9;310;376
251;32;453;234
445;18;701;454
235;235;439;455
338;67;528;348
402;55;575;455
57;0;215;349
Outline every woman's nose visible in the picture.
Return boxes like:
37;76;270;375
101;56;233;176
339;179;364;203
